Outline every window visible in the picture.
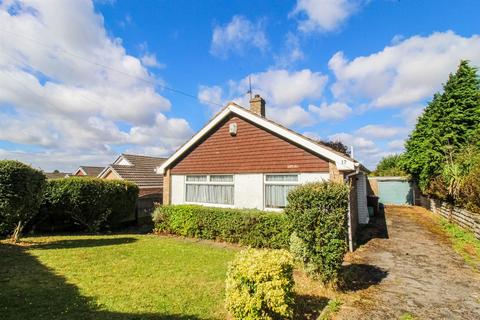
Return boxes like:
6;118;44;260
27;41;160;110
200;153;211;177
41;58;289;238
265;174;299;208
185;175;234;205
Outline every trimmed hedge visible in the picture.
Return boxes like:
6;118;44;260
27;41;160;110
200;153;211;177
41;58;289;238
225;248;295;320
0;160;46;241
285;182;349;284
153;205;291;249
39;177;139;232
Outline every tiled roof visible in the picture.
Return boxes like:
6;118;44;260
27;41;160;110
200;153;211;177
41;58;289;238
158;103;369;174
44;172;69;179
79;166;105;176
110;154;166;187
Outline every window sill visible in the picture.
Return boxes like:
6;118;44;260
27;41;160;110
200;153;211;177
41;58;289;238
184;201;235;208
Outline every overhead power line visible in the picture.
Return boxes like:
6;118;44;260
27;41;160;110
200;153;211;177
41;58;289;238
0;28;224;107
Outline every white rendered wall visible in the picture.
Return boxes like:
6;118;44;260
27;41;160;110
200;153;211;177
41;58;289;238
171;175;185;205
299;172;330;184
234;174;264;209
170;172;330;210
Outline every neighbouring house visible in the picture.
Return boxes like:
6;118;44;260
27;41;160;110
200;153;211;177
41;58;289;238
44;172;70;179
156;95;370;249
98;154;167;220
73;166;105;177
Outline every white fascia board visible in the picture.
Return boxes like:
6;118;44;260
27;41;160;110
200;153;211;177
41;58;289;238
74;167;87;176
112;154;132;166
98;166;123;180
97;166;112;178
156;104;355;174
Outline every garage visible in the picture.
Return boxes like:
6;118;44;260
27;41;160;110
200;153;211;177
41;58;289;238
369;177;414;205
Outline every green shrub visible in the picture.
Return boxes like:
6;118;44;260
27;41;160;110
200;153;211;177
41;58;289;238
425;145;480;212
153;205;291;249
225;248;295;320
0;160;46;242
285;182;349;284
40;177;138;232
372;154;407;177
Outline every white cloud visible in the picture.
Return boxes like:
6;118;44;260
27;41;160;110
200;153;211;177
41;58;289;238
210;15;268;58
274;33;305;67
329;31;480;108
396;105;425;127
198;85;224;111
140;53;165;69
232;69;328;108
291;0;364;32
0;148;116;173
0;0;193;171
269;105;314;128
128;114;192;147
355;124;408;139
198;69;327;127
387;139;405;152
329;132;380;168
308;102;352;121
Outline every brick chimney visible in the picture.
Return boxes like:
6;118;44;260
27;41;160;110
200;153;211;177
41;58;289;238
249;94;266;117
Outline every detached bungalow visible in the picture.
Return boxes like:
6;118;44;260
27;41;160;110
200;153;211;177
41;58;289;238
98;154;166;198
98;154;167;219
73;166;105;177
156;95;370;238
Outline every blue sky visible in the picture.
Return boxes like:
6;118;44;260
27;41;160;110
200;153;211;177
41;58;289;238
0;0;479;171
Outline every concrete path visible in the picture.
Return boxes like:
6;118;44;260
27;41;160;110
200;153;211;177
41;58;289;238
337;206;480;320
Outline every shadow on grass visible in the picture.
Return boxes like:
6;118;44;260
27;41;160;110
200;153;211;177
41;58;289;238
340;263;388;291
0;243;202;320
29;237;138;250
294;294;329;320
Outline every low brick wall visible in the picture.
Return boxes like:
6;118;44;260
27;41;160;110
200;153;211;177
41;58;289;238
417;194;480;239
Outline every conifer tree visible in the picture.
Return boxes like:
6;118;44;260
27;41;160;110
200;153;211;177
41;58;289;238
402;60;480;191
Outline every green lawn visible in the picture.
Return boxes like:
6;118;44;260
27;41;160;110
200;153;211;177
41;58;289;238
0;235;237;320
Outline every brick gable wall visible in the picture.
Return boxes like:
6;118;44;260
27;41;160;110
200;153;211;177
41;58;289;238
170;115;330;174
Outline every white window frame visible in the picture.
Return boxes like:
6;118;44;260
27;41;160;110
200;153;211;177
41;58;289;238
264;173;300;210
184;174;235;207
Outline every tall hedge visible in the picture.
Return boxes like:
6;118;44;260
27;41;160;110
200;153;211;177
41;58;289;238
402;60;480;191
40;177;138;232
285;182;349;284
0;160;46;242
153;205;292;249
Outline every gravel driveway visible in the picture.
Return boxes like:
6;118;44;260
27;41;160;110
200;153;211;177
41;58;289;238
337;206;480;320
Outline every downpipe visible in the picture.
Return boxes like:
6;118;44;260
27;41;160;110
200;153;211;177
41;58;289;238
344;164;360;252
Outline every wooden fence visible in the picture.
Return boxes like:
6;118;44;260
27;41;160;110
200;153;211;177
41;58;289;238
416;194;480;239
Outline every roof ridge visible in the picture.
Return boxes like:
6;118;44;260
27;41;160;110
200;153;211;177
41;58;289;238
121;153;167;159
231;105;356;161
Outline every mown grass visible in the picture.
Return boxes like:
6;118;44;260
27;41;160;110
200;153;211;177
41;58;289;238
0;235;236;320
0;234;335;319
438;218;480;270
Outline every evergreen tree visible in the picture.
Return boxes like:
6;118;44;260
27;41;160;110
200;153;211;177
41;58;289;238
402;60;480;191
373;154;406;177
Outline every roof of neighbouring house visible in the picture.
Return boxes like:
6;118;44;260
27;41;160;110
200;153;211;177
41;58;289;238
44;172;70;179
157;103;369;174
99;154;167;187
74;166;105;176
